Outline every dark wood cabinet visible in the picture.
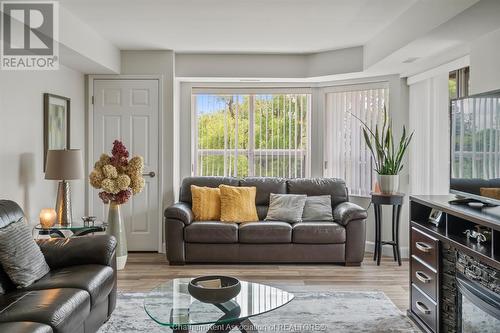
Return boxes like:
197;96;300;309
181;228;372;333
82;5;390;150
411;256;438;301
409;226;440;332
411;227;439;269
408;195;500;333
411;284;438;332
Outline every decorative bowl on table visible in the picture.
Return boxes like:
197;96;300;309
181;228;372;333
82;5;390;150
188;275;241;304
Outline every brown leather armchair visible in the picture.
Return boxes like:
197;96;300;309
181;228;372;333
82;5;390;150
0;200;117;333
165;177;368;266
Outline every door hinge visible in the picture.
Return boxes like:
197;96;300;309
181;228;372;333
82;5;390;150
324;161;328;169
91;96;94;105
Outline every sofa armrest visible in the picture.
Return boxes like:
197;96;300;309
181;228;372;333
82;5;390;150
164;202;194;225
333;201;368;226
36;235;117;269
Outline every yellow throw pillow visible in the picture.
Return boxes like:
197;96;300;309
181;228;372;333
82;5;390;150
219;185;259;223
191;185;221;221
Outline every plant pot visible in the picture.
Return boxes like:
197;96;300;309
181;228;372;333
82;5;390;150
377;174;400;194
106;202;128;270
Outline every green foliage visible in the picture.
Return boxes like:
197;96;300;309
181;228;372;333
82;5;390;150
196;94;308;177
353;107;413;175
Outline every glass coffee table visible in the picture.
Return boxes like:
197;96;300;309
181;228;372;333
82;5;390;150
144;278;294;333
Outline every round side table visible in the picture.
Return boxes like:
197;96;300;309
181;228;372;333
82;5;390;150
371;192;404;266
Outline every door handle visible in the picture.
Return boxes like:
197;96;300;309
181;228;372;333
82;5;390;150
415;301;431;315
416;271;432;283
415;242;432;253
142;171;156;178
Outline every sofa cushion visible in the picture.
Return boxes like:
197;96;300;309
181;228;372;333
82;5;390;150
23;264;114;306
293;222;346;244
239;222;292;243
0;218;50;288
0;322;53;333
0;267;14;294
240;177;287;205
180;177;239;203
287;178;348;208
185;222;238;243
0;288;90;333
255;205;268;220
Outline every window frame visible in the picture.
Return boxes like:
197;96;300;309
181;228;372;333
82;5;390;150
191;88;313;178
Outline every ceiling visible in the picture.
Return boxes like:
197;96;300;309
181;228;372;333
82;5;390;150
59;0;416;53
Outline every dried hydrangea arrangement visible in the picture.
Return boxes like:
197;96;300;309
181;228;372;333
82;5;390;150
89;140;145;204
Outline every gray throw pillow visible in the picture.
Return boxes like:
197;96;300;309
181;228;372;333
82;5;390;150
265;193;307;223
0;218;50;287
302;195;333;221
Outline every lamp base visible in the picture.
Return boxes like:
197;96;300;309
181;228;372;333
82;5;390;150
56;180;72;226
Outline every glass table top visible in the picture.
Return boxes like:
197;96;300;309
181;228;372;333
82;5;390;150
34;222;106;231
144;278;294;328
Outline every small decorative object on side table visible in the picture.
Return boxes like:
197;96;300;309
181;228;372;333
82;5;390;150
39;208;57;229
81;216;97;227
371;192;404;266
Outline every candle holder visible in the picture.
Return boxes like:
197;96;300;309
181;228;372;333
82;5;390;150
39;208;57;229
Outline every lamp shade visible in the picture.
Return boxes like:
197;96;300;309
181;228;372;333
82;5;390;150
45;149;83;180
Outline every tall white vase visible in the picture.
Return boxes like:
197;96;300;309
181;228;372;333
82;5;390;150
107;202;128;270
377;174;400;194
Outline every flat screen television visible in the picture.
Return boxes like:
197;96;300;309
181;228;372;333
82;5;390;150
450;90;500;205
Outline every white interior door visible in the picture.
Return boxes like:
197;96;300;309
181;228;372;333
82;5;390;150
92;79;160;251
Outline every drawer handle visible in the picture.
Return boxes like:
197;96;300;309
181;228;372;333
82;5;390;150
416;271;432;283
415;242;432;253
415;301;431;315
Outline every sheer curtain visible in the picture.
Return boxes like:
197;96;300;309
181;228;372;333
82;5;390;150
409;72;450;195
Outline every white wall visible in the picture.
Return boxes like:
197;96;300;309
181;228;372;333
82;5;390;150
175;47;363;79
59;6;121;74
120;50;175;209
0;66;85;224
470;28;500;94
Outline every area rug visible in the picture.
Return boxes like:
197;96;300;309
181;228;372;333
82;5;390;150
99;286;419;333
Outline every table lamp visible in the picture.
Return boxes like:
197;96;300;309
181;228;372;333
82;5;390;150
45;149;83;226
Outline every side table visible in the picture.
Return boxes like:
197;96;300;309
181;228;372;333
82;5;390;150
371;192;404;266
34;223;107;238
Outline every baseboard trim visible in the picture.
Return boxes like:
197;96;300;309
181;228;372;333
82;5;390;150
365;241;409;259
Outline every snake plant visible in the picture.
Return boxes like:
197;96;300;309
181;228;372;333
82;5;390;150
352;108;413;175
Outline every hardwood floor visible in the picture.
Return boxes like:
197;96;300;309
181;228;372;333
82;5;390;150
118;252;410;311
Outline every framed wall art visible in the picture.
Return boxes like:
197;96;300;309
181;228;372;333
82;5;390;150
44;93;70;170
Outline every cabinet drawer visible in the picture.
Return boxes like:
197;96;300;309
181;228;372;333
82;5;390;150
411;284;437;332
411;256;437;301
411;227;439;269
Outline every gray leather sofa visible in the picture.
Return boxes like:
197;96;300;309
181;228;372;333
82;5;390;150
0;200;117;333
165;177;368;266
